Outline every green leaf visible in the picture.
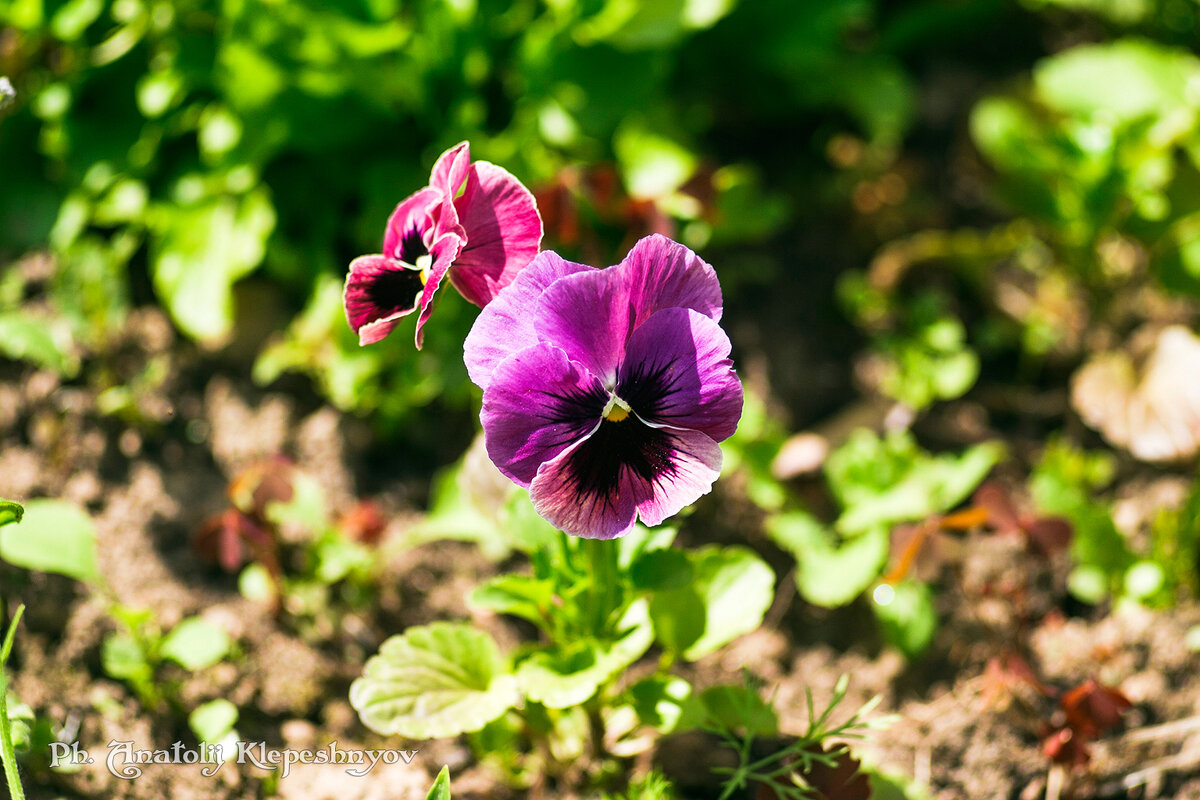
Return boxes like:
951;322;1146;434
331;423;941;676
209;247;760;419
1034;39;1200;143
350;623;518;738
160;618;232;671
151;188;276;344
262;469;328;533
470;575;556;627
649;546;774;660
677;683;778;738
614;120;697;200
312;534;373;584
426;766;451;800
0;313;78;376
0;501;22;528
5;692;33;752
0;499;99;583
101;633;153;683
767;512;888;607
872;580;937;659
616;524;677;570
189;699;238;744
630;548;694;592
516;602;654;708
627;675;692;732
827;430;1003;535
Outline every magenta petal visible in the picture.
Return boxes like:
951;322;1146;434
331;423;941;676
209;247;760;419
344;254;424;346
429;141;471;200
632;428;723;527
381;187;443;262
448;161;545;307
528;424;722;538
530;438;643;540
464;251;593;390
481;344;606;487
617;234;723;329
619;308;743;442
412;230;465;349
533;267;633;386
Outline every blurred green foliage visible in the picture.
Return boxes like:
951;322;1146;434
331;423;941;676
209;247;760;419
2;0;1026;435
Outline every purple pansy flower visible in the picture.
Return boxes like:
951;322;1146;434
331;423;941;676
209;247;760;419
344;141;543;348
464;234;743;539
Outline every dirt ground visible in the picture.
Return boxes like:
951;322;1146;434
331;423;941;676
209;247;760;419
2;299;1200;800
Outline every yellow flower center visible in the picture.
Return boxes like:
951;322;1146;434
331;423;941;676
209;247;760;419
602;394;632;422
415;254;433;285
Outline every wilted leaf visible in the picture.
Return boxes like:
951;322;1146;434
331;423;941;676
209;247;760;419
1071;325;1200;462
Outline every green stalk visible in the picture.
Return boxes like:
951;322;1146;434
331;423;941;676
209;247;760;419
0;604;27;800
584;538;618;638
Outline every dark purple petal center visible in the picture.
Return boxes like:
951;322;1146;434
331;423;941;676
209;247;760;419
560;418;677;508
616;357;692;421
397;226;429;265
366;267;424;314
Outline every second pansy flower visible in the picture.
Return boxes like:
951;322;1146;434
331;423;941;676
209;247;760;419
344;142;543;348
465;234;744;539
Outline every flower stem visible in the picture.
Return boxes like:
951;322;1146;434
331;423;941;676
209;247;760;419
0;604;28;800
584;538;618;638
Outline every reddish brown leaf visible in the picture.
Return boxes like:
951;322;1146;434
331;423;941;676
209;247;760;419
1042;726;1090;768
974;482;1022;536
1061;680;1131;740
1024;517;1072;556
228;457;297;519
755;742;871;800
803;744;871;800
337;500;388;545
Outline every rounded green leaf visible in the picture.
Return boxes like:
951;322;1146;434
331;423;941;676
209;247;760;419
160;618;232;671
767;513;888;608
649;546;774;660
0;499;99;583
189;699;239;744
872;580;937;659
151;188;276;344
350;623;517;738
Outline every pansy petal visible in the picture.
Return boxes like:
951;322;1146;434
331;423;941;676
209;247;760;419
533;267;632;386
448;161;545;307
632;427;723;527
382;187;443;262
344;254;425;346
618;234;723;328
429;141;471;200
481;343;607;487
530;437;644;540
464;251;593;389
528;422;721;539
412;231;465;349
619;307;743;442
